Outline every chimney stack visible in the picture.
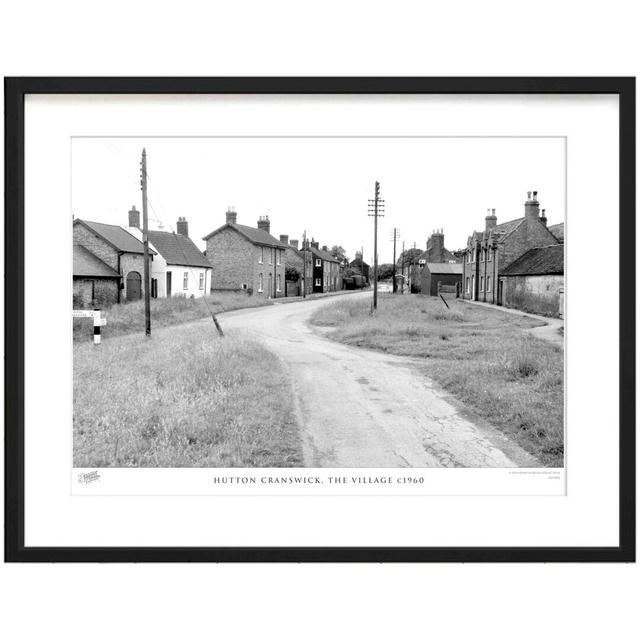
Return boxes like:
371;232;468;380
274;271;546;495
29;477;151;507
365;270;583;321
128;205;140;228
225;206;237;224
289;239;299;249
279;234;289;245
322;245;328;252
427;229;445;263
257;215;271;234
485;207;498;232
310;238;319;250
176;217;189;237
540;209;548;227
524;190;540;220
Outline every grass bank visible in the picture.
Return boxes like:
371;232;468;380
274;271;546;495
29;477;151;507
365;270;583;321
311;294;564;466
74;323;302;467
73;293;272;342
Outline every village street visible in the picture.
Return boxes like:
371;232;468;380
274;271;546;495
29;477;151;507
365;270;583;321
209;291;539;468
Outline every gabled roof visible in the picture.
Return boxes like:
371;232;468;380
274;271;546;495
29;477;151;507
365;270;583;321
73;244;121;278
491;217;525;238
74;219;156;255
501;244;564;277
203;222;287;248
147;230;210;268
425;262;463;275
548;222;565;243
309;245;340;263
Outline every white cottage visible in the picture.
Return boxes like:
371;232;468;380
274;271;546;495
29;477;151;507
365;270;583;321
126;207;211;298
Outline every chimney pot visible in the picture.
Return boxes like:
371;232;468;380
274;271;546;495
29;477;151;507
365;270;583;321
257;215;271;234
176;217;189;237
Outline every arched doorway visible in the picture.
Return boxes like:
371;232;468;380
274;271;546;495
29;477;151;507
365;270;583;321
126;271;142;301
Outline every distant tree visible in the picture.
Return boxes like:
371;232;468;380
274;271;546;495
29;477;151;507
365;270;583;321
376;263;395;280
285;265;301;282
397;248;423;266
331;245;350;266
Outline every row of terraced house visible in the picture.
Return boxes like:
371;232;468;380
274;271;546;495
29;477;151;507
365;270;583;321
73;206;346;308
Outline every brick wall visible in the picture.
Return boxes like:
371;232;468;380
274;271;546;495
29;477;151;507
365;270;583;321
73;278;119;308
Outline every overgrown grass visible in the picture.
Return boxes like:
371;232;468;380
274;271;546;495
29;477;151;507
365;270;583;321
74;323;302;467
73;293;272;342
311;294;564;466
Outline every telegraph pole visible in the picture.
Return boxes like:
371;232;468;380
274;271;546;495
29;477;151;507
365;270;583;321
140;148;151;337
390;227;400;293
401;240;405;294
302;230;307;298
367;181;385;311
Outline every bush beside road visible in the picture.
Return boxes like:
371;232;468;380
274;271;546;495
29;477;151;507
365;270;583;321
311;294;564;467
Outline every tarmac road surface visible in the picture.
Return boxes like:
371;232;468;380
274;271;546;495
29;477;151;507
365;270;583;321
215;292;538;468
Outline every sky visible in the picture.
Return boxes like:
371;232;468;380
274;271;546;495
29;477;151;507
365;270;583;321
72;137;565;264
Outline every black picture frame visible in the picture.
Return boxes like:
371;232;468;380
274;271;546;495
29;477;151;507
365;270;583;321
4;77;635;563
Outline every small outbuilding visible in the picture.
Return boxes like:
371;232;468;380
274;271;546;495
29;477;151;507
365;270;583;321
420;262;463;296
500;244;564;317
73;243;121;308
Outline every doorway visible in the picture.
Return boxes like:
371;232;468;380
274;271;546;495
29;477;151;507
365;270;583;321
126;271;142;301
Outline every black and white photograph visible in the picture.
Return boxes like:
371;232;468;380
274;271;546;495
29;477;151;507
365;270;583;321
72;135;565;471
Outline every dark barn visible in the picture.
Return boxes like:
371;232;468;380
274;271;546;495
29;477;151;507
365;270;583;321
420;262;463;296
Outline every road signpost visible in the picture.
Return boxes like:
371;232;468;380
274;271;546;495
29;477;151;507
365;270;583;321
72;309;107;344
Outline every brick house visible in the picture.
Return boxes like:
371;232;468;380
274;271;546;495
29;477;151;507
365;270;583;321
461;191;562;305
348;252;370;283
73;218;156;303
73;243;121;308
203;209;287;298
125;206;211;298
412;229;461;293
500;244;564;317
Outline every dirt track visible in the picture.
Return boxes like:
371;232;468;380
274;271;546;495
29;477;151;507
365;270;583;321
217;292;538;468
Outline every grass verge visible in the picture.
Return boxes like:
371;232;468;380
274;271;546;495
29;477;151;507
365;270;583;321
73;293;272;343
74;323;302;467
311;294;564;466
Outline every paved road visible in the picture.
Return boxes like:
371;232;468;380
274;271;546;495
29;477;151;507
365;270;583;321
216;293;538;468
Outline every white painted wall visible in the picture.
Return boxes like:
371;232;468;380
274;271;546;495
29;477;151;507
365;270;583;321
127;226;211;298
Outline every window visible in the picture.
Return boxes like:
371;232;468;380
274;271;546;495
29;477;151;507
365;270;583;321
199;273;204;290
471;248;476;263
466;277;470;293
480;276;484;292
183;272;189;290
258;273;263;293
259;247;264;264
277;249;281;265
315;258;322;267
488;248;493;262
276;274;281;292
269;248;273;265
315;278;321;286
481;249;485;262
486;278;491;293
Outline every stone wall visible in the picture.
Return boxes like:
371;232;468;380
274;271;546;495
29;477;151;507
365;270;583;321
73;278;119;308
503;274;564;317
